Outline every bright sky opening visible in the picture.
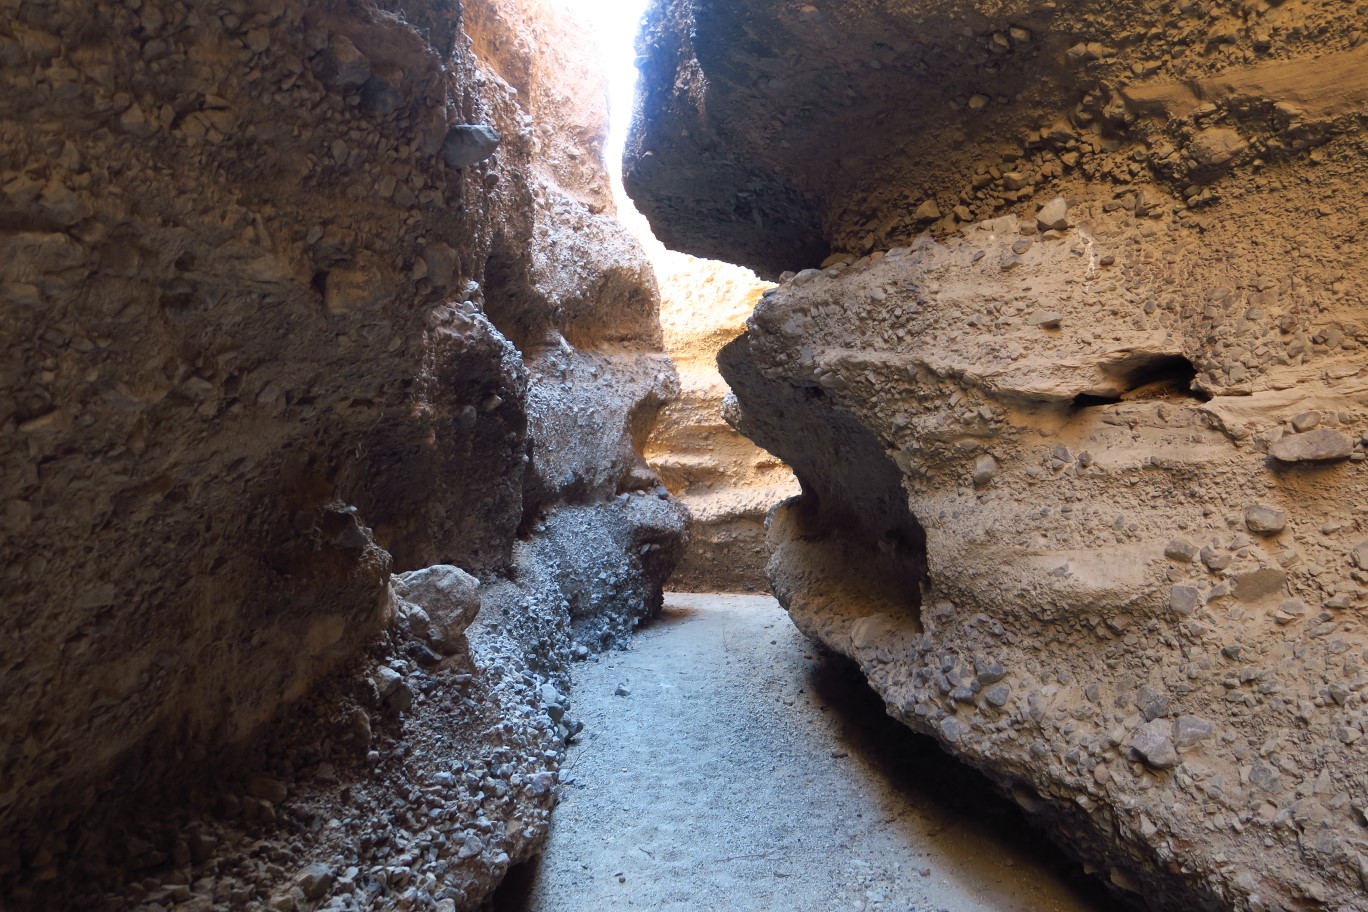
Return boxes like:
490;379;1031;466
562;0;654;230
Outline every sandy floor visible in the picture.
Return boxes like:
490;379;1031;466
495;593;1114;912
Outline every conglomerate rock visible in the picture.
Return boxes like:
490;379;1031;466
0;0;683;906
628;0;1368;279
634;0;1368;908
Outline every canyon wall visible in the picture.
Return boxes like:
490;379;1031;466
645;253;798;591
632;0;1368;909
1;0;681;905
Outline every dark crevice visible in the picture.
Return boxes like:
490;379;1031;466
807;654;1134;911
1072;354;1206;409
487;854;542;910
482;247;543;354
1072;391;1122;408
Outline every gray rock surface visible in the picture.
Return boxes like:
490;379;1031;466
1268;428;1354;463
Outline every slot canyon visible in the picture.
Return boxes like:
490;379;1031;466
3;0;1368;910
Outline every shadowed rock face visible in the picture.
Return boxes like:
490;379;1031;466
637;0;1368;908
628;0;1368;278
0;0;682;892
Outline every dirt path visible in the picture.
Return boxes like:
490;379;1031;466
495;593;1112;912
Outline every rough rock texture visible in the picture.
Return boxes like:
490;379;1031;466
0;0;682;905
636;0;1368;909
628;0;1368;279
645;253;799;591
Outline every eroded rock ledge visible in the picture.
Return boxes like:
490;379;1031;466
1;0;682;906
628;0;1368;279
637;0;1368;909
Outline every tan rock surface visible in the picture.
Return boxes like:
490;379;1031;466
645;253;799;591
719;194;1368;909
633;0;1368;907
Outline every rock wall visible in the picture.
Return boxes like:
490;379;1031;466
629;0;1368;280
644;253;799;591
634;1;1368;909
0;0;682;903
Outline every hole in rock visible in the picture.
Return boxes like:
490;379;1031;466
1071;354;1204;409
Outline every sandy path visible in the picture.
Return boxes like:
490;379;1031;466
495;593;1111;912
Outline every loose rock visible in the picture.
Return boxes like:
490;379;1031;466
1268;429;1354;463
1245;505;1287;535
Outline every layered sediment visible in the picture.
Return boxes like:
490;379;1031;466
645;253;798;591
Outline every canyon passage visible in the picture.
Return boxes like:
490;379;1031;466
497;594;1109;912
3;0;1368;910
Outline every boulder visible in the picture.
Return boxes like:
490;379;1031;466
396;565;482;655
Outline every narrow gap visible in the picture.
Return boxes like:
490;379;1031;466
493;3;1116;909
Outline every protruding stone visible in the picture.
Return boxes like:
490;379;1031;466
913;199;941;221
983;684;1011;707
1174;716;1213;750
1200;546;1232;570
1353;541;1368;571
939;716;966;742
395;566;481;655
374;665;404;698
317;34;371;89
1245;504;1286;535
972;454;998;487
1274;598;1308;625
976;662;1007;685
1189;127;1247;169
1137;683;1170;721
1290;411;1321;432
297;863;334;901
443;124;502;168
1268;428;1353;463
1036;197;1070;231
1164;540;1198;562
1169;585;1201;617
1129;719;1178;770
